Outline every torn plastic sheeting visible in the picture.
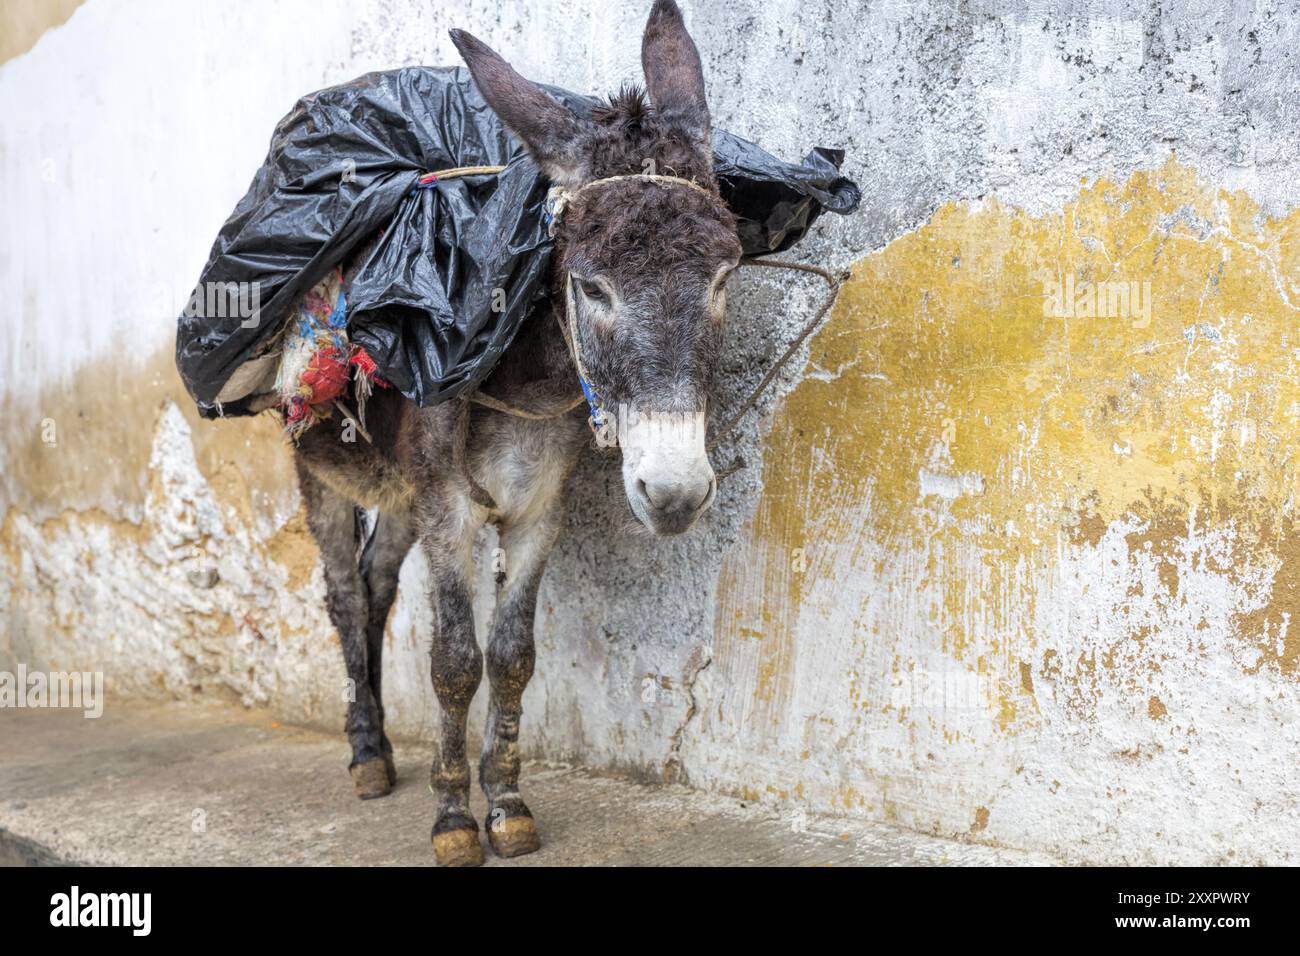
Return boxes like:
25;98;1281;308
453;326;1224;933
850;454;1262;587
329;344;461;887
175;66;860;418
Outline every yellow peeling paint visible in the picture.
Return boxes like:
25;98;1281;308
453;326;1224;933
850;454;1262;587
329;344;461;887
716;157;1300;745
0;345;299;523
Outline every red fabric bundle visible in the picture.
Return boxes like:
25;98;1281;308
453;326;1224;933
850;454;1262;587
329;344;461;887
300;346;351;405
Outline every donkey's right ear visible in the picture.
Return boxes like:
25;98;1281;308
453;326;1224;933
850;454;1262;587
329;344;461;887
450;29;590;187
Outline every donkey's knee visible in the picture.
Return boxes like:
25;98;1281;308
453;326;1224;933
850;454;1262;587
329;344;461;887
484;626;536;695
429;580;483;714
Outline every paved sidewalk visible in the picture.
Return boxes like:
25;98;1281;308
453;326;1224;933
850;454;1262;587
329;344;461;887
0;702;1056;866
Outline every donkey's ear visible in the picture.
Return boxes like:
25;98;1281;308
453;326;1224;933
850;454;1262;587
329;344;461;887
450;29;590;186
641;0;709;139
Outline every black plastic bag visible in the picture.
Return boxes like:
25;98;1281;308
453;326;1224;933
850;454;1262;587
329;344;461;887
175;67;860;417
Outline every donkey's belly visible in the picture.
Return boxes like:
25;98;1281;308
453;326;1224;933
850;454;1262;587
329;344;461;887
314;459;414;513
294;422;415;513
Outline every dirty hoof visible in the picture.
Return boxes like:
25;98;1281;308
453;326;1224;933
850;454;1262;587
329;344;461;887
382;751;397;787
431;826;484;867
350;759;393;800
487;812;541;859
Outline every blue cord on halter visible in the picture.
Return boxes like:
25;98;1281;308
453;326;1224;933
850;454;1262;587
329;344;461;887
563;274;606;429
579;375;604;428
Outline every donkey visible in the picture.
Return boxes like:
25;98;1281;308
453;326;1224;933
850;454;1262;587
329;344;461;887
292;0;742;866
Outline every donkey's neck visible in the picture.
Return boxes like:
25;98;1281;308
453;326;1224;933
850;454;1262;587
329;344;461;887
476;260;583;411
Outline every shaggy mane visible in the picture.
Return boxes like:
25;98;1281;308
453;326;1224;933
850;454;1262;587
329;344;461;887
590;84;655;135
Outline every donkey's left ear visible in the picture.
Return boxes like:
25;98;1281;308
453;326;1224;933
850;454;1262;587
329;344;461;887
641;0;709;139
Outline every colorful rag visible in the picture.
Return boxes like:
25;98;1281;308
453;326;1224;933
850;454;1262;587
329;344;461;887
275;268;386;438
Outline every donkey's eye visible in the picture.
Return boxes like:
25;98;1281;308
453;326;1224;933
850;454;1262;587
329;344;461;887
577;279;610;307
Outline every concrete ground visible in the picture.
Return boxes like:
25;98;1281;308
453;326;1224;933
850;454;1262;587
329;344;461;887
0;701;1056;866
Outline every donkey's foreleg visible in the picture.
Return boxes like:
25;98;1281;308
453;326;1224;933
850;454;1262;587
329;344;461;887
297;466;390;799
480;512;560;858
421;491;486;867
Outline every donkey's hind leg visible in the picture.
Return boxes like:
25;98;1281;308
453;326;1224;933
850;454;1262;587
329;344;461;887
359;509;416;786
297;463;391;800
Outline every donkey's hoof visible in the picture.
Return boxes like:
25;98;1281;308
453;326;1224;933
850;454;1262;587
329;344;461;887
487;813;541;859
431;827;484;867
350;759;393;800
382;752;397;787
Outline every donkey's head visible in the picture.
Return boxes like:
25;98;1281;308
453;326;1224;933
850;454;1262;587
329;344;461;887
452;0;741;536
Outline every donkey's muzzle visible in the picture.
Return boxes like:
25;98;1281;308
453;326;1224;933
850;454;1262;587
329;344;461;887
633;471;717;535
621;408;715;536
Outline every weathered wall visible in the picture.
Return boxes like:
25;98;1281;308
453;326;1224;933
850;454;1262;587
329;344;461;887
3;0;1298;864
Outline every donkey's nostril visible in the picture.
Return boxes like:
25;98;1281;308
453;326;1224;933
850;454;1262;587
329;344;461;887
641;478;673;511
680;480;710;513
636;478;651;505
